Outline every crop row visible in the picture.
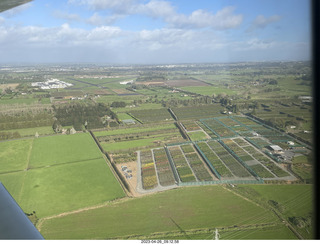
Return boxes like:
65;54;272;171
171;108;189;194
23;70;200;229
217;117;240;127
196;142;232;177
201;119;236;138
171;104;224;120
240;145;290;178
233;137;250;147
249;164;275;178
140;150;158;190
153;148;175;186
246;137;270;149
207;141;251;178
181;121;201;132
222;139;254;162
180;144;212;181
232;116;260;126
168;146;196;182
197;122;218;139
130;108;173;123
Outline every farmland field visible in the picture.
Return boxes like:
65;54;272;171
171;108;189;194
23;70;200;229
19;158;125;218
0;134;126;219
129;108;173;123
29;133;102;168
39;185;284;240
0;139;33;173
171;104;224;120
0;61;313;240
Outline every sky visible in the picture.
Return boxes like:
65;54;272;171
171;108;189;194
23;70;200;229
0;0;311;64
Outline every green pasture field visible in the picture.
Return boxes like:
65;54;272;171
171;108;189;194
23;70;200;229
238;184;313;239
181;86;236;96
94;123;176;137
40;185;279;240
3;126;54;137
156;224;296;240
29;133;102;168
187;131;208;141
0;134;125;219
19;158;125;218
0;171;26;201
0;139;33;173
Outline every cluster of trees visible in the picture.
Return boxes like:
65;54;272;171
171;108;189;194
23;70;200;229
0;112;54;130
0;131;21;140
111;101;126;108
161;96;213;107
53;103;117;131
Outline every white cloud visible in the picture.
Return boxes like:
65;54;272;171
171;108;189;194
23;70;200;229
68;0;243;30
0;16;5;25
53;10;82;23
248;15;282;32
166;6;243;29
68;0;139;13
87;13;124;26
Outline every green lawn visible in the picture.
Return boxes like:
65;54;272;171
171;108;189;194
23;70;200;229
29;133;102;168
40;185;279;239
19;158;125;218
0;139;33;173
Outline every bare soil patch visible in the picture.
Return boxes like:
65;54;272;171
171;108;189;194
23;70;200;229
116;161;142;197
0;83;20;90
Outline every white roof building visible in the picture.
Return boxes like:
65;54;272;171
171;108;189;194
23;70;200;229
269;145;283;152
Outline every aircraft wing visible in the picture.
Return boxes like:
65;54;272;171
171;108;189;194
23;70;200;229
0;0;32;13
0;183;44;240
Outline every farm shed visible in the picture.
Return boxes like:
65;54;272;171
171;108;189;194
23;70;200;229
122;119;136;125
269;145;284;153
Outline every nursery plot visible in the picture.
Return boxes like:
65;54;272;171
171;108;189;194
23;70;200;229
197;122;218;139
217;117;241;127
201;119;236;138
246;137;271;149
196;142;233;178
152;148;176;186
241;145;290;178
181;121;202;131
187;131;208;141
207;141;252;178
232;116;261;126
249;164;275;178
167;146;196;182
233;137;250;147
140;150;158;190
171;104;224;120
130;108;173;123
180;144;212;181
